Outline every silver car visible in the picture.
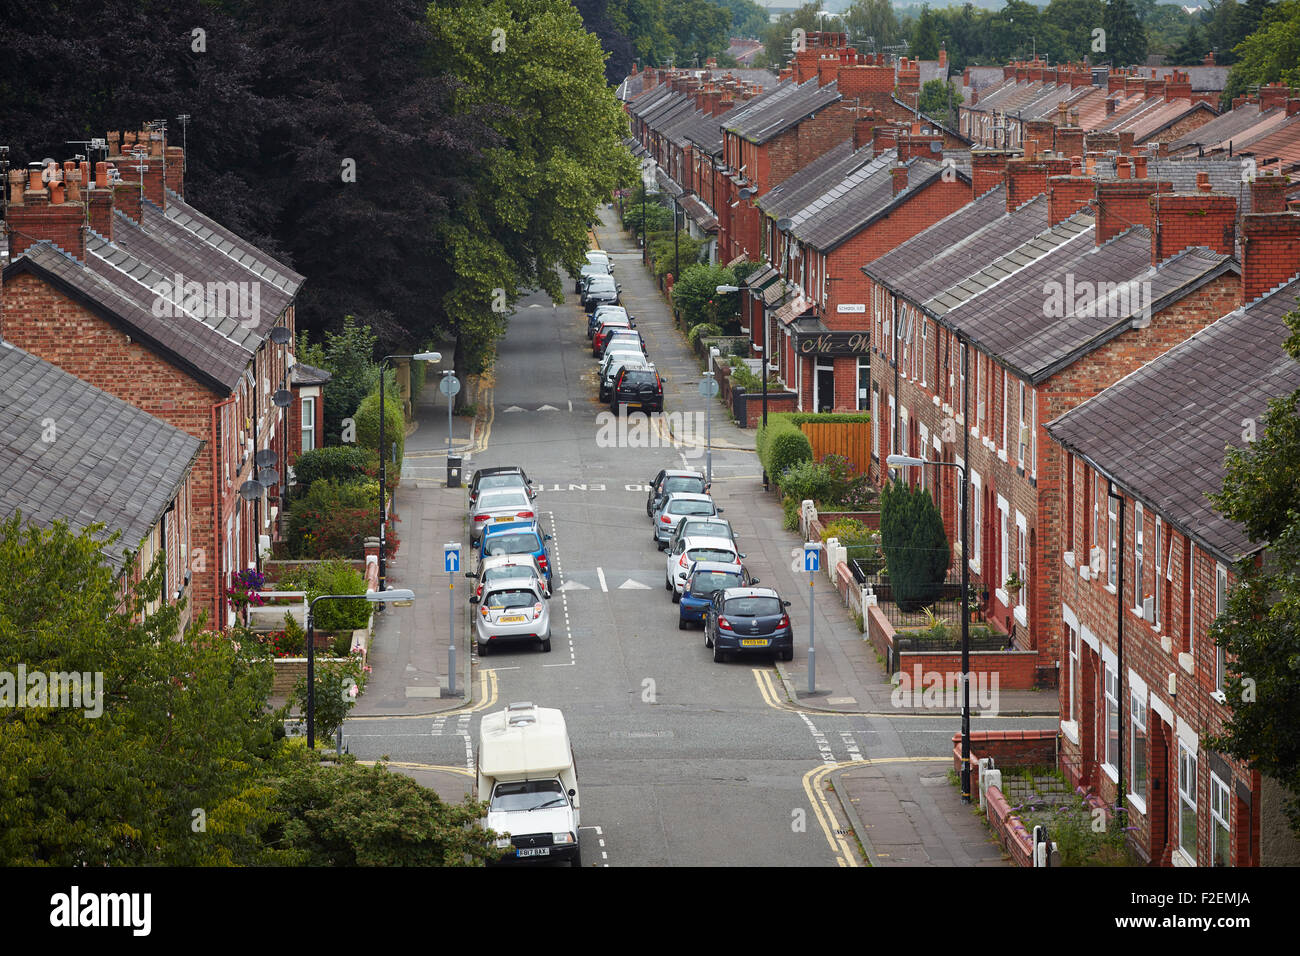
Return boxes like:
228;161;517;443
653;492;722;549
665;534;742;599
599;350;648;401
468;553;550;601
470;488;537;544
667;515;737;554
473;580;551;654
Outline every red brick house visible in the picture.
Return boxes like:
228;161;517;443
1046;223;1300;865
859;157;1250;686
2;128;305;629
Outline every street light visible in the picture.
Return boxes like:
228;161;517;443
886;452;973;804
378;352;441;592
306;588;415;749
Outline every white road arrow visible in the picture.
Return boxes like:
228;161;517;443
617;579;651;590
536;404;560;412
503;405;525;413
556;580;590;592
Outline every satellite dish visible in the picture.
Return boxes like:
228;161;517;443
238;480;263;501
272;388;293;408
739;187;755;199
255;449;279;468
258;467;280;487
776;218;794;231
269;327;291;345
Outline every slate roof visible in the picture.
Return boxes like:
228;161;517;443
627;86;677;120
0;341;202;572
677;193;717;232
1047;277;1300;561
723;79;843;144
1093;155;1257;213
756;140;873;220
290;361;332;386
864;187;1050;304
1167;103;1285;155
939;213;1236;384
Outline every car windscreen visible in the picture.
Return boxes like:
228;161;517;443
663;476;706;495
490;779;565;812
587;276;616;291
670;500;715;516
484;565;537;585
484;533;541;555
483;588;538;609
689;571;742;596
725;596;783;617
478;473;525;492
688;548;735;564
681;519;729;538
477;491;530;510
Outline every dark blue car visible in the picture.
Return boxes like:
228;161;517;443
678;561;754;630
479;521;553;590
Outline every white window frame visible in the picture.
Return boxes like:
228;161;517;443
1179;742;1198;862
1133;502;1145;614
1017;379;1027;468
871;385;880;459
1154;517;1163;629
1215;563;1229;696
970;471;983;574
999;497;1011;597
1107;493;1119;591
1102;655;1119;781
1068;622;1080;725
919;318;928;388
1015;510;1029;625
1210;771;1231;866
918;423;929;491
1001;367;1009;452
975;352;985;436
301;395;316;453
1129;681;1148;814
888;394;897;456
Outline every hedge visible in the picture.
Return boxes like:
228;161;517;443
770;431;814;483
292;446;375;493
285;478;382;559
277;559;372;632
687;323;722;347
354;388;405;474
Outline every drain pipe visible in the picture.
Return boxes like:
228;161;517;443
1107;479;1125;813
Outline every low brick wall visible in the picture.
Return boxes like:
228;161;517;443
817;510;881;531
951;730;1060;868
733;387;799;427
866;605;1041;689
262;558;367;585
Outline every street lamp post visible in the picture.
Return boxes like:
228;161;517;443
306;588;415;749
887;452;972;803
378;352;441;592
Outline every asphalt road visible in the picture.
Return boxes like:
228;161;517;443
345;225;1054;867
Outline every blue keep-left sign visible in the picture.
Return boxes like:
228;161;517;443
444;544;461;573
803;544;820;572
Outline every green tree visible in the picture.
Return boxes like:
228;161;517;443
267;756;498;865
918;79;962;125
1204;0;1243;64
718;0;771;37
1102;0;1149;65
879;478;951;612
297;316;392;448
759;2;822;70
1171;22;1209;64
1221;0;1300;105
1042;0;1107;62
845;0;902;54
911;4;941;59
672;264;741;330
1206;301;1300;836
426;0;638;403
606;0;676;66
664;0;732;65
0;515;290;865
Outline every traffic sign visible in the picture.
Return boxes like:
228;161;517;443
699;376;720;398
439;374;461;396
444;543;461;573
803;543;821;572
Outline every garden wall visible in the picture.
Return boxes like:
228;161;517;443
865;605;1041;689
951;730;1060;868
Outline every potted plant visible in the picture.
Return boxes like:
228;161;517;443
1003;572;1023;601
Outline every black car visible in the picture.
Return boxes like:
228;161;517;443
582;275;621;313
469;466;536;507
610;365;663;414
704;587;794;662
646;469;708;517
575;261;611;293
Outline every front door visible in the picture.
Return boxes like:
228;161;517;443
815;363;834;413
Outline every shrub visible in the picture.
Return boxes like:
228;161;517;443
757;418;808;477
286;479;382;559
821;518;869;546
673;264;739;329
302;559;372;632
651;235;704;279
769;430;813;484
777;458;835;505
354;388;405;474
879;479;950;611
292;446;376;493
727;357;761;391
730;339;751;358
687;322;722;347
292;656;365;742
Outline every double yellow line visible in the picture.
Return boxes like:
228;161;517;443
347;666;498;721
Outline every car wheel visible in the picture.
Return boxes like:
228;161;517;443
678;617;687;630
477;640;489;656
781;648;793;662
671;588;680;604
713;642;725;663
541;638;552;653
571;846;583;868
704;628;713;649
665;574;672;591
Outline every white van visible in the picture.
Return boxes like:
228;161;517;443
476;702;582;866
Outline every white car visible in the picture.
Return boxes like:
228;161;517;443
473;580;551;654
665;534;742;600
470;488;537;544
469;553;550;601
653;492;722;549
586;249;614;273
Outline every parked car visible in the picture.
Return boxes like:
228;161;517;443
665;534;742;599
611;365;664;415
652;492;721;549
704;587;794;662
596;328;647;361
599;351;648;402
667;515;737;554
470;488;537;544
575;261;612;293
582;274;621;313
646;469;707;517
591;316;637;357
473;580;551;653
678;561;756;629
479;521;553;591
469;466;536;507
586;249;613;273
588;304;629;339
468;553;550;601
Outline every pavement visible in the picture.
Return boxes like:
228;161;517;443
347;205;1058;866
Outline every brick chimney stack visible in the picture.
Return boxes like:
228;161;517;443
1250;174;1290;214
1148;182;1236;264
891;165;910;196
1241;211;1300;302
971;150;1010;196
1005;157;1050;211
1049;175;1095;227
1096;179;1172;245
1259;82;1291;112
5;159;88;260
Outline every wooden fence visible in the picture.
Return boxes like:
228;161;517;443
799;421;870;473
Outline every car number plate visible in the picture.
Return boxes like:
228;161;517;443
494;516;514;522
499;615;526;623
516;847;550;858
740;639;769;647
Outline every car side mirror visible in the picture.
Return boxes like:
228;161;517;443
750;577;760;585
783;600;792;608
739;553;747;559
470;595;480;604
545;534;553;541
464;571;475;579
568;789;576;797
717;507;725;514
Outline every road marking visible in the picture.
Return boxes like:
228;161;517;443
617;579;650;589
798;712;836;765
537;404;559;411
503;405;525;413
596;567;608;592
579;825;609;867
802;763;858;867
358;760;475;777
556;580;590;591
840;730;864;762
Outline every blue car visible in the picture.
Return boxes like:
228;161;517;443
479;521;553;590
678;561;755;630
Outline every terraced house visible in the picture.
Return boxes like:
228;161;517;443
2;127;306;628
